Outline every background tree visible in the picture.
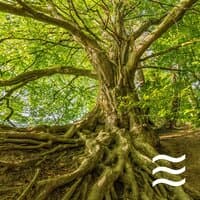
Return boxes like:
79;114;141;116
0;0;199;200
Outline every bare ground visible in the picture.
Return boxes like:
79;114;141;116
159;128;200;193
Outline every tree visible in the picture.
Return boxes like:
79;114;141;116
0;0;199;199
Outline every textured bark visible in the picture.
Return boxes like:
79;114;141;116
0;60;195;199
1;53;195;199
0;66;97;87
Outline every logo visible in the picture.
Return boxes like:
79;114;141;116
152;154;186;187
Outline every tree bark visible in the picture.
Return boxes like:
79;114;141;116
0;64;194;200
0;0;198;199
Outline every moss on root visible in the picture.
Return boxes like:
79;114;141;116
0;125;198;200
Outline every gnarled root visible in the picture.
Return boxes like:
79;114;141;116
0;126;195;200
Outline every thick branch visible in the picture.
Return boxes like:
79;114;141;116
0;1;98;49
133;16;165;39
0;1;115;86
0;66;97;87
137;0;198;59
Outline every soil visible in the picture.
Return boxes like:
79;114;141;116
159;128;200;193
0;128;199;199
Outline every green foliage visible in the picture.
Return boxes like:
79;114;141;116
0;13;97;126
0;0;199;127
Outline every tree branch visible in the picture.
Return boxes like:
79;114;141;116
4;98;15;127
67;0;101;41
0;1;99;50
136;0;198;59
0;81;28;101
141;39;200;61
0;66;97;87
139;65;186;72
0;1;115;86
133;15;166;39
139;65;200;80
0;36;80;49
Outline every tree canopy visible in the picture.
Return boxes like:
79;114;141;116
0;0;199;128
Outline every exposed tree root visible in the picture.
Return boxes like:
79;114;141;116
0;125;198;200
17;168;41;200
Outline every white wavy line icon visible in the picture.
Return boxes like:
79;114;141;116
152;178;185;187
152;154;186;187
152;154;186;163
152;166;186;175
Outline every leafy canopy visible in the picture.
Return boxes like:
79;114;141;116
0;0;199;127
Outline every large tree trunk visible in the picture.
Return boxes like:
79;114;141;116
97;66;158;146
0;64;194;200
